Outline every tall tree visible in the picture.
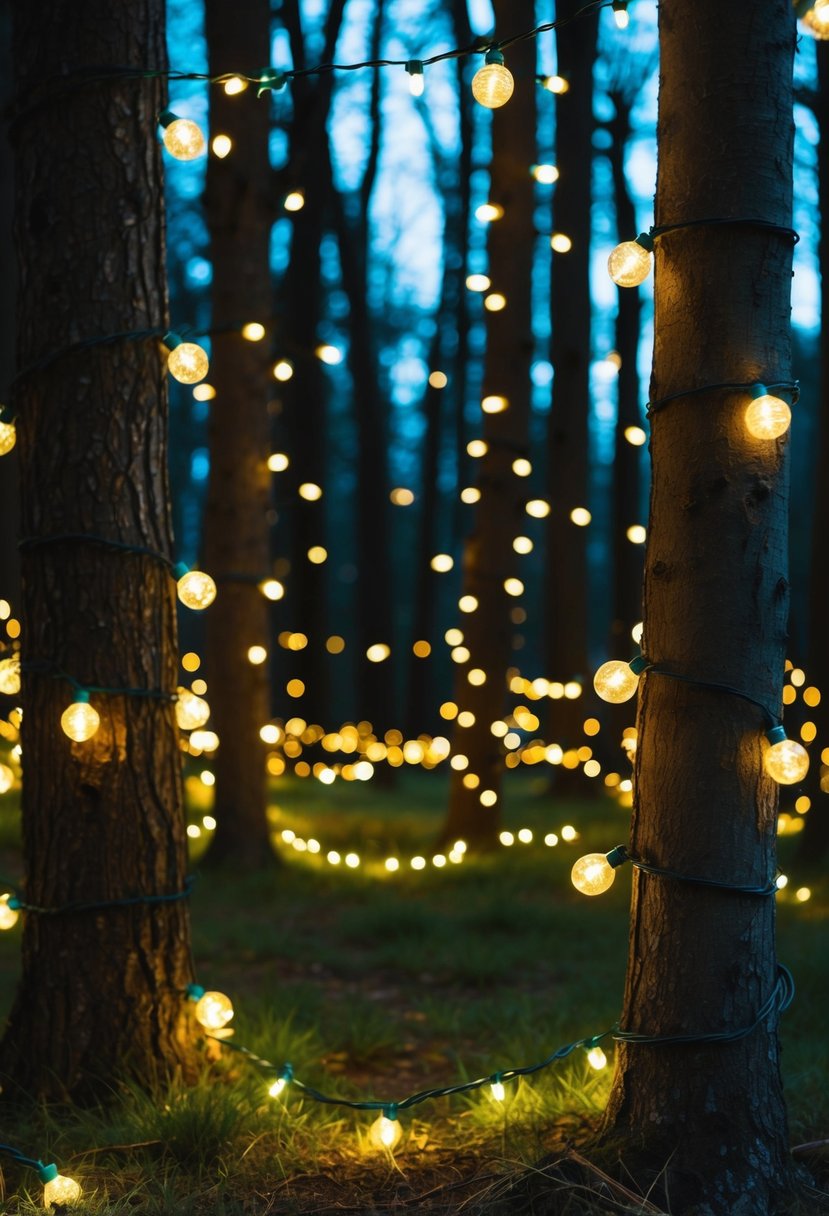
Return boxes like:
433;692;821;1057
0;0;199;1097
202;0;274;869
544;0;598;779
596;3;797;1210
439;0;536;849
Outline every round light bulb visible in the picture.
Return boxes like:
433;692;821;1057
472;53;514;109
175;688;211;731
587;1045;607;1069
168;342;209;385
43;1173;82;1209
802;0;829;37
269;1077;287;1098
61;696;100;742
490;1080;506;1101
162;117;206;161
571;853;617;896
0;893;19;930
194;990;234;1030
0;656;20;694
764;738;809;785
177;569;217;610
0;419;16;455
593;659;639;703
608;240;653;287
745;391;791;440
369;1114;402;1149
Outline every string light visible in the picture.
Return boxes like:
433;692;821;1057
369;1108;402;1149
593;657;646;703
539;74;569;94
187;985;234;1030
175;565;217;610
164;332;210;384
744;384;791;440
405;59;424;96
40;1165;82;1209
284;190;305;212
175;688;211;731
0;893;19;930
764;726;809;785
0;410;16;455
612;0;630;28
158;109;206;160
607;233;653;286
60;690;100;742
471;49;514;109
570;848;626;896
211;134;232;158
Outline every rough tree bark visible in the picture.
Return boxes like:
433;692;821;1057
439;0;535;849
202;0;274;868
597;4;797;1212
0;0;200;1098
544;0;597;781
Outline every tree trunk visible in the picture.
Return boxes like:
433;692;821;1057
440;0;536;849
0;0;20;609
597;4;797;1211
0;0;200;1099
544;0;597;783
800;38;829;860
202;0;274;869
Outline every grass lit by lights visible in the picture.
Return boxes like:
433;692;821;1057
0;772;825;1213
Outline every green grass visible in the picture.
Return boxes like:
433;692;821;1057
0;772;827;1213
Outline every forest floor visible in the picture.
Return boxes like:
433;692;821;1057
0;772;827;1214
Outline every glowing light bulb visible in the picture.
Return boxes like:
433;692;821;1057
159;111;206;161
273;359;294;381
551;232;572;253
472;49;514;109
0;764;13;795
745;385;791;440
532;163;559;184
587;1045;607;1069
241;322;266;341
260;578;285;601
166;336;210;385
175;688;211;731
541;74;569;94
223;75;248;95
177;568;217;610
61;692;100;742
0;418;16;455
571;852;617;896
0;893;19;930
212;134;232;158
406;59;424;96
194;990;234;1030
593;659;642;703
476;202;504;222
370;1111;402;1149
284;190;305;212
0;656;20;694
764;728;809;785
40;1165;82;1209
608;235;653;287
269;1068;293;1098
800;0;829;37
612;0;630;28
490;1079;506;1101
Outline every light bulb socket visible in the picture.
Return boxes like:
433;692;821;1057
279;1062;294;1083
173;561;190;579
37;1163;59;1184
794;0;813;15
158;109;179;130
766;725;787;746
751;383;771;400
635;232;654;252
7;895;21;910
405;59;423;76
382;1103;398;1121
629;655;649;675
163;331;184;352
0;405;15;424
605;845;628;870
612;0;628;10
484;48;505;66
257;68;287;97
74;689;91;705
185;982;206;1001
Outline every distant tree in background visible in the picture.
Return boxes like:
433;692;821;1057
596;3;797;1209
439;0;536;849
0;0;199;1098
202;0;274;868
544;0;598;783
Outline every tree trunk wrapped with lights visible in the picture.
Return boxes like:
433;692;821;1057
440;0;536;849
597;2;798;1209
201;0;274;868
0;0;200;1098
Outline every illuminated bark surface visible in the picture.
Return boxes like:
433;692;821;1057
598;3;797;1211
0;0;200;1097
